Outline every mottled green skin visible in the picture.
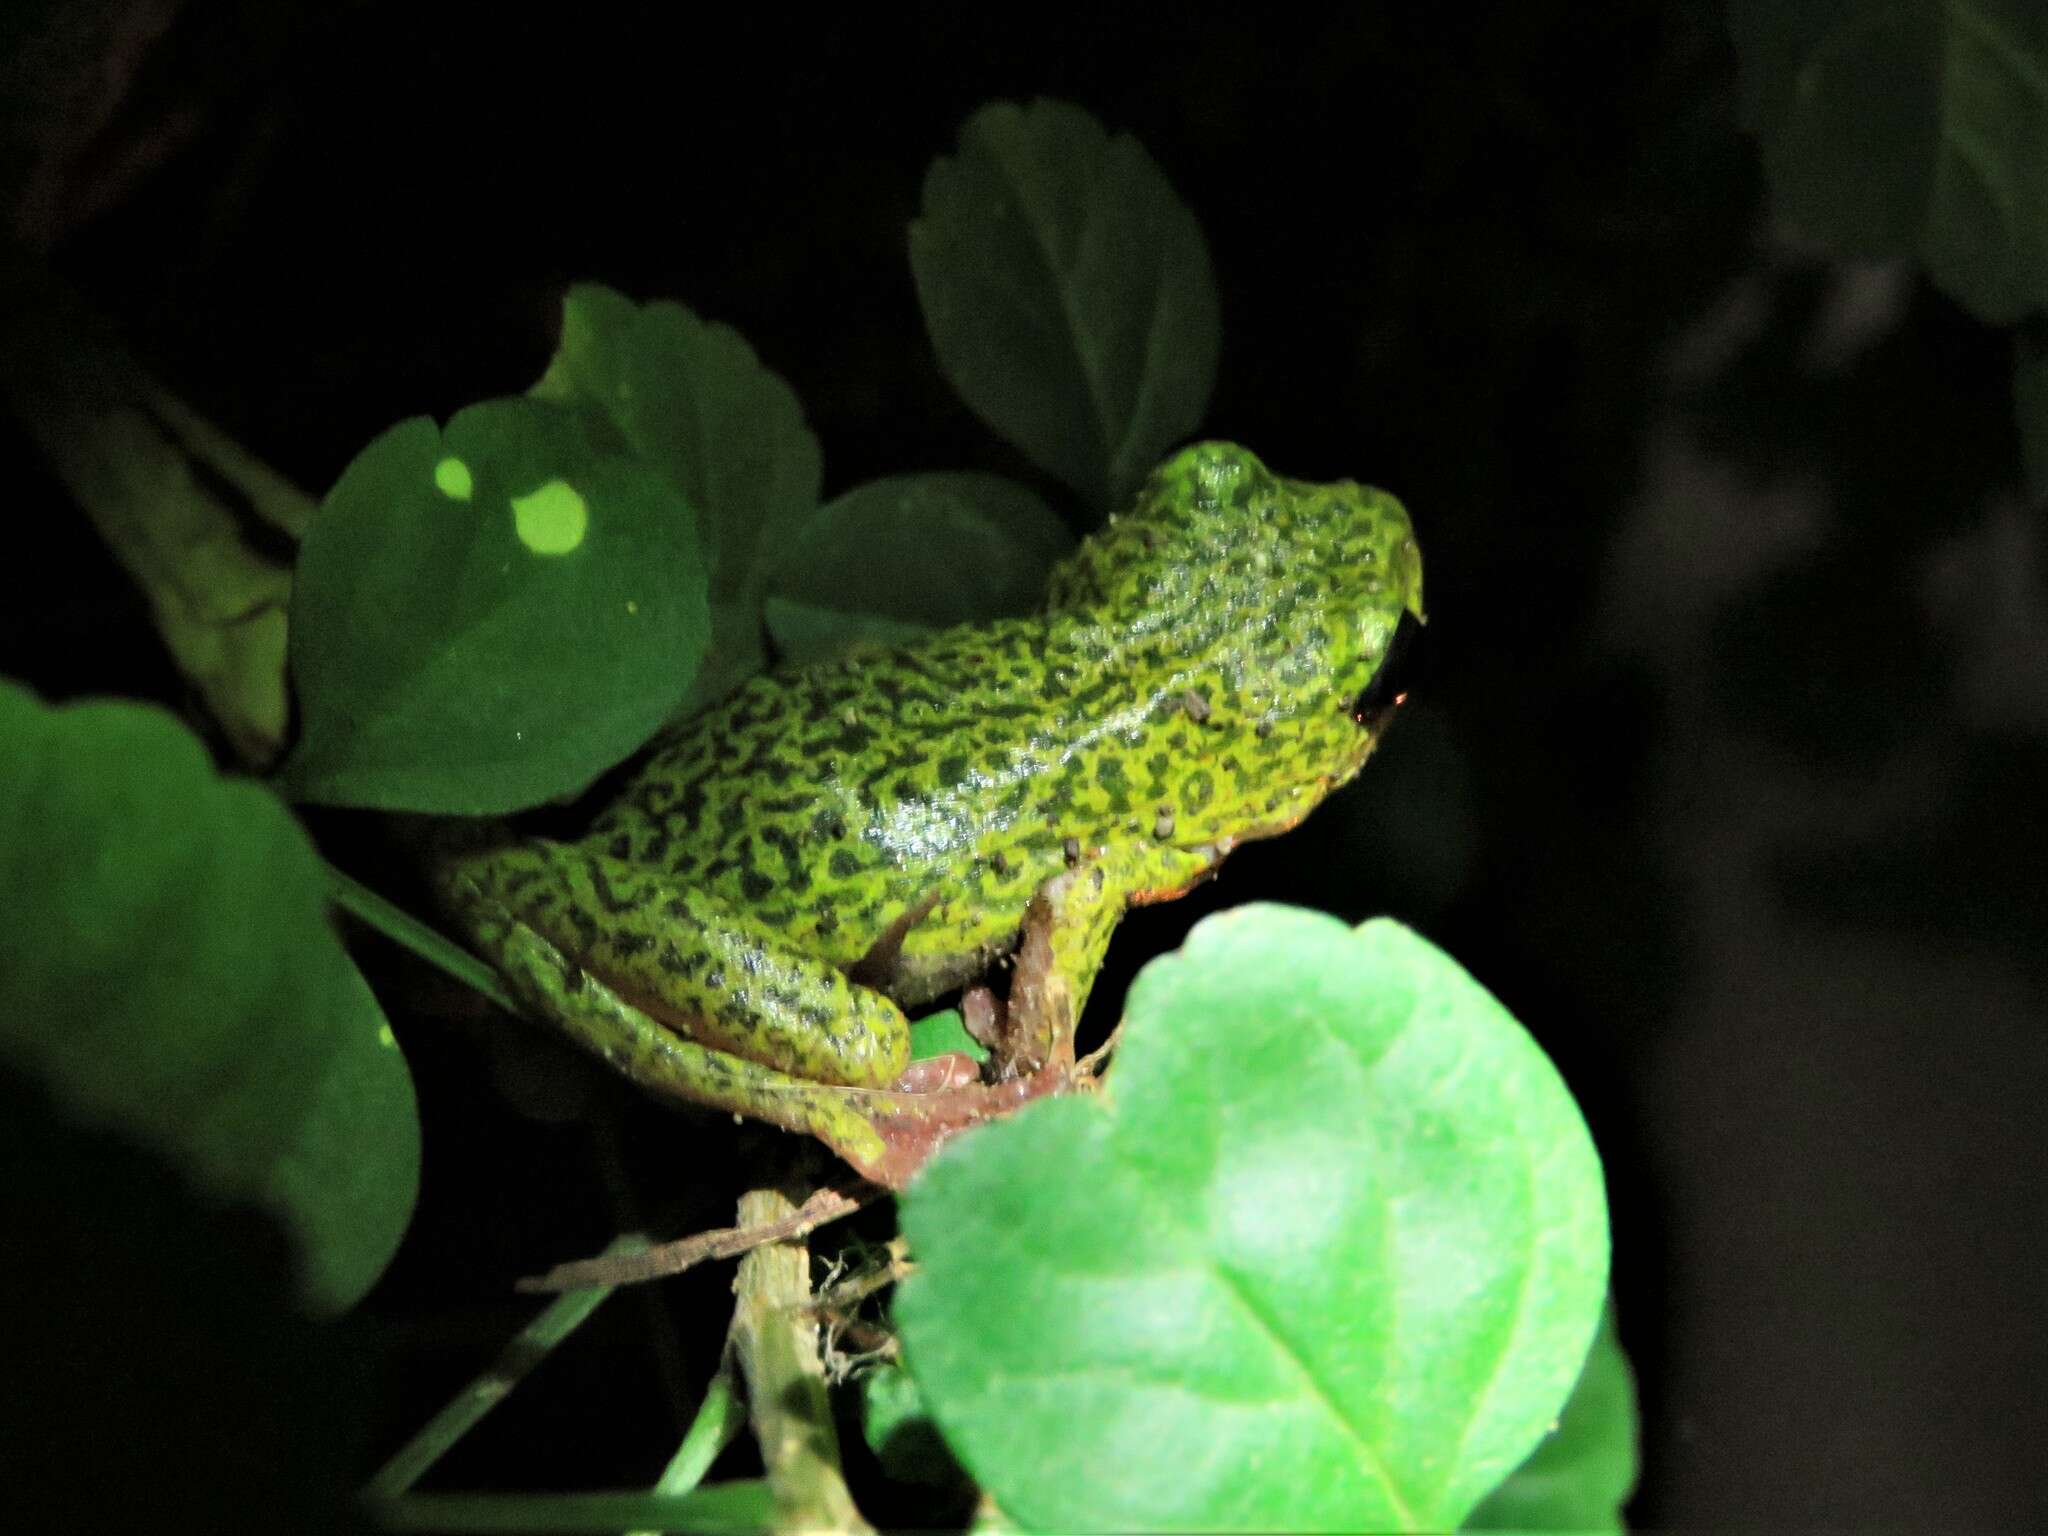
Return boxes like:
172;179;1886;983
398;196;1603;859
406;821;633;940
437;442;1421;1161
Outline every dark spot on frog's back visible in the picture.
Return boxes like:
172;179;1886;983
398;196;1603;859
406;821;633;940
878;742;929;775
832;719;877;755
742;745;799;789
976;695;1041;723
609;928;655;959
758;827;811;894
585;861;638;915
739;868;775;903
798;685;840;726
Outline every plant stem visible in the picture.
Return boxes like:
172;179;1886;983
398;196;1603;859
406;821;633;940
729;1186;872;1534
0;250;308;765
648;1365;747;1502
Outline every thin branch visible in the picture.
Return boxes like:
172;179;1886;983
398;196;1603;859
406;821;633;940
519;1183;881;1293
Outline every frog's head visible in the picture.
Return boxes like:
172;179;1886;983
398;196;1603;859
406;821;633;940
1048;441;1424;843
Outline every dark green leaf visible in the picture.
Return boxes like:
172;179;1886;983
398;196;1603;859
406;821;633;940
762;597;935;668
0;682;418;1312
282;397;710;813
3;1078;380;1530
910;99;1220;509
1466;1306;1639;1533
771;472;1073;624
534;282;822;708
860;1363;969;1487
896;908;1608;1533
1732;0;2048;322
764;472;1073;664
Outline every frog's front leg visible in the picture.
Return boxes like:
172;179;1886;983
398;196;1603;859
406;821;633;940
437;841;913;1174
1001;842;1218;1074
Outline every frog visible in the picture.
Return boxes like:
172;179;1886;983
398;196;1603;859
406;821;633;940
433;440;1423;1187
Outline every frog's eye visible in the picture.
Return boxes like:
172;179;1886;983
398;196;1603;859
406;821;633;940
1350;609;1422;727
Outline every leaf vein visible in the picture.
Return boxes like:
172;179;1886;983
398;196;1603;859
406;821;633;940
1207;1260;1419;1528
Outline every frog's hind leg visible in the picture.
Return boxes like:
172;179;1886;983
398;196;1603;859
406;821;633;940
466;886;902;1179
438;841;911;1089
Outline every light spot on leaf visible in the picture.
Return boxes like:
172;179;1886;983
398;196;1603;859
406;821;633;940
377;1023;398;1050
433;456;474;500
512;479;589;555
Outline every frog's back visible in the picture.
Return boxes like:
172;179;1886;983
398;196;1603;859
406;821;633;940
585;614;1102;973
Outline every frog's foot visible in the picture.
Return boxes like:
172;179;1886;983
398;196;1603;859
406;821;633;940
997;884;1068;1076
824;1060;1079;1187
889;1052;982;1093
956;977;1049;1085
1001;844;1218;1072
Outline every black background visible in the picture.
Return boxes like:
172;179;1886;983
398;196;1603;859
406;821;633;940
5;1;2044;1528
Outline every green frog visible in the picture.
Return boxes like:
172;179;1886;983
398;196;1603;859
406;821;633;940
435;441;1423;1186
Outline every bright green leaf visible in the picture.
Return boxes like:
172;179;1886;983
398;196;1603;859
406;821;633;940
0;682;419;1312
1732;0;2048;322
910;99;1220;510
1465;1306;1639;1533
906;1008;988;1065
896;908;1608;1533
533;282;822;709
282;397;710;813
